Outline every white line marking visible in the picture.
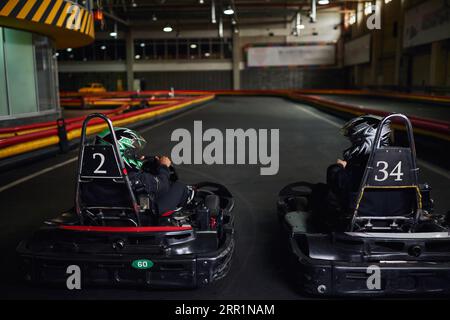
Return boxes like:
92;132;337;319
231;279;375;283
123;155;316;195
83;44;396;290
295;104;342;128
294;103;450;180
0;104;211;193
0;157;78;193
417;160;450;180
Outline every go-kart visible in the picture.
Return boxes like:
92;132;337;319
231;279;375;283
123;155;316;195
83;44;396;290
17;113;235;289
277;114;450;296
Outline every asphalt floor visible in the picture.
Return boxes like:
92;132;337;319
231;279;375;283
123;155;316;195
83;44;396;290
0;96;449;299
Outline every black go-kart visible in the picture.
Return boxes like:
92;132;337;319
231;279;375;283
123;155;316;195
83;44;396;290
277;114;450;297
17;114;235;289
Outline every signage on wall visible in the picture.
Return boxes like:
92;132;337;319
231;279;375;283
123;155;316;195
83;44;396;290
403;0;450;48
344;34;371;66
247;45;336;67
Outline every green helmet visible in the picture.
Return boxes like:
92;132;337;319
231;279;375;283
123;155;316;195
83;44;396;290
95;127;147;170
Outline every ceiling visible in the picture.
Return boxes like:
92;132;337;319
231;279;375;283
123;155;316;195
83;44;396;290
99;0;350;29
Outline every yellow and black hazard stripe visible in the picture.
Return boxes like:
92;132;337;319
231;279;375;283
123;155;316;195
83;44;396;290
0;0;94;48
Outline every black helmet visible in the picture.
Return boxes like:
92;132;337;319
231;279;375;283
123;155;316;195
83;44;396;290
341;115;391;161
95;128;147;170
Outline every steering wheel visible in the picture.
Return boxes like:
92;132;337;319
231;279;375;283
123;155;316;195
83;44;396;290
142;155;178;182
168;165;179;182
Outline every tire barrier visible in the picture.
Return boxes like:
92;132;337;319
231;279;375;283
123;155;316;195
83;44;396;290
0;94;214;160
0;89;448;162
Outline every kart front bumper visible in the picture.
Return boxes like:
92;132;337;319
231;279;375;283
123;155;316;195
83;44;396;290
16;235;234;289
289;237;450;296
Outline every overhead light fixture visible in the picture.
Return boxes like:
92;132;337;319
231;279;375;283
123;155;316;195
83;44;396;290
100;45;106;50
231;18;236;25
211;0;217;23
295;12;305;31
190;43;198;49
204;52;210;57
135;54;141;59
223;5;234;15
152;14;157;21
140;42;146;48
364;2;373;16
132;0;137;8
318;0;329;5
310;0;317;22
348;12;356;25
110;22;118;37
163;24;173;32
199;0;204;3
66;48;72;52
55;52;59;57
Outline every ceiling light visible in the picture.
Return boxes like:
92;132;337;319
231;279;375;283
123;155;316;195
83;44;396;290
140;42;145;47
318;0;329;5
199;0;204;3
223;6;234;15
109;31;117;37
190;44;198;49
152;14;157;21
231;18;236;25
132;1;137;8
135;54;141;59
204;52;210;57
66;48;72;52
100;45;106;50
163;24;173;32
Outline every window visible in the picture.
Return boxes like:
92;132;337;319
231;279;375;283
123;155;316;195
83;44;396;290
0;27;58;119
34;35;58;112
57;39;126;61
3;28;38;116
133;38;232;60
0;28;8;116
364;2;374;16
348;11;356;25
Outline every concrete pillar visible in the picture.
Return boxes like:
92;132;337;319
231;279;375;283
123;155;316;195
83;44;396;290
394;0;405;86
126;31;134;91
232;31;241;90
370;0;383;86
430;41;446;87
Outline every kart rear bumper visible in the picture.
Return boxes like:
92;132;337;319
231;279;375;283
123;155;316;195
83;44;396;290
289;237;450;296
16;233;234;289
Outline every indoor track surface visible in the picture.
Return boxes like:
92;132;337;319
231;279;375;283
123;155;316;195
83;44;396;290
315;94;450;122
1;96;449;299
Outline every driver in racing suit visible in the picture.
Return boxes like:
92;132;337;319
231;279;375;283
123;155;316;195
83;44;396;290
310;115;392;227
95;128;191;216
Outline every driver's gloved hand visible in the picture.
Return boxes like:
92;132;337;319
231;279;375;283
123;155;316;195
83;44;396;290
141;156;159;174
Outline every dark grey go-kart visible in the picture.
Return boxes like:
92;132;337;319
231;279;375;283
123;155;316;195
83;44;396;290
17;113;235;289
277;114;450;297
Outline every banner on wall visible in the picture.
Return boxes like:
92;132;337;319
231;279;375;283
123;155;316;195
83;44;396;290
403;0;450;48
247;45;336;67
344;34;371;66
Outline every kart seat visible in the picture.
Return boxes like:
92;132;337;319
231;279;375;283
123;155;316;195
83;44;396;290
75;114;145;226
350;114;422;232
77;144;142;226
351;147;421;232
